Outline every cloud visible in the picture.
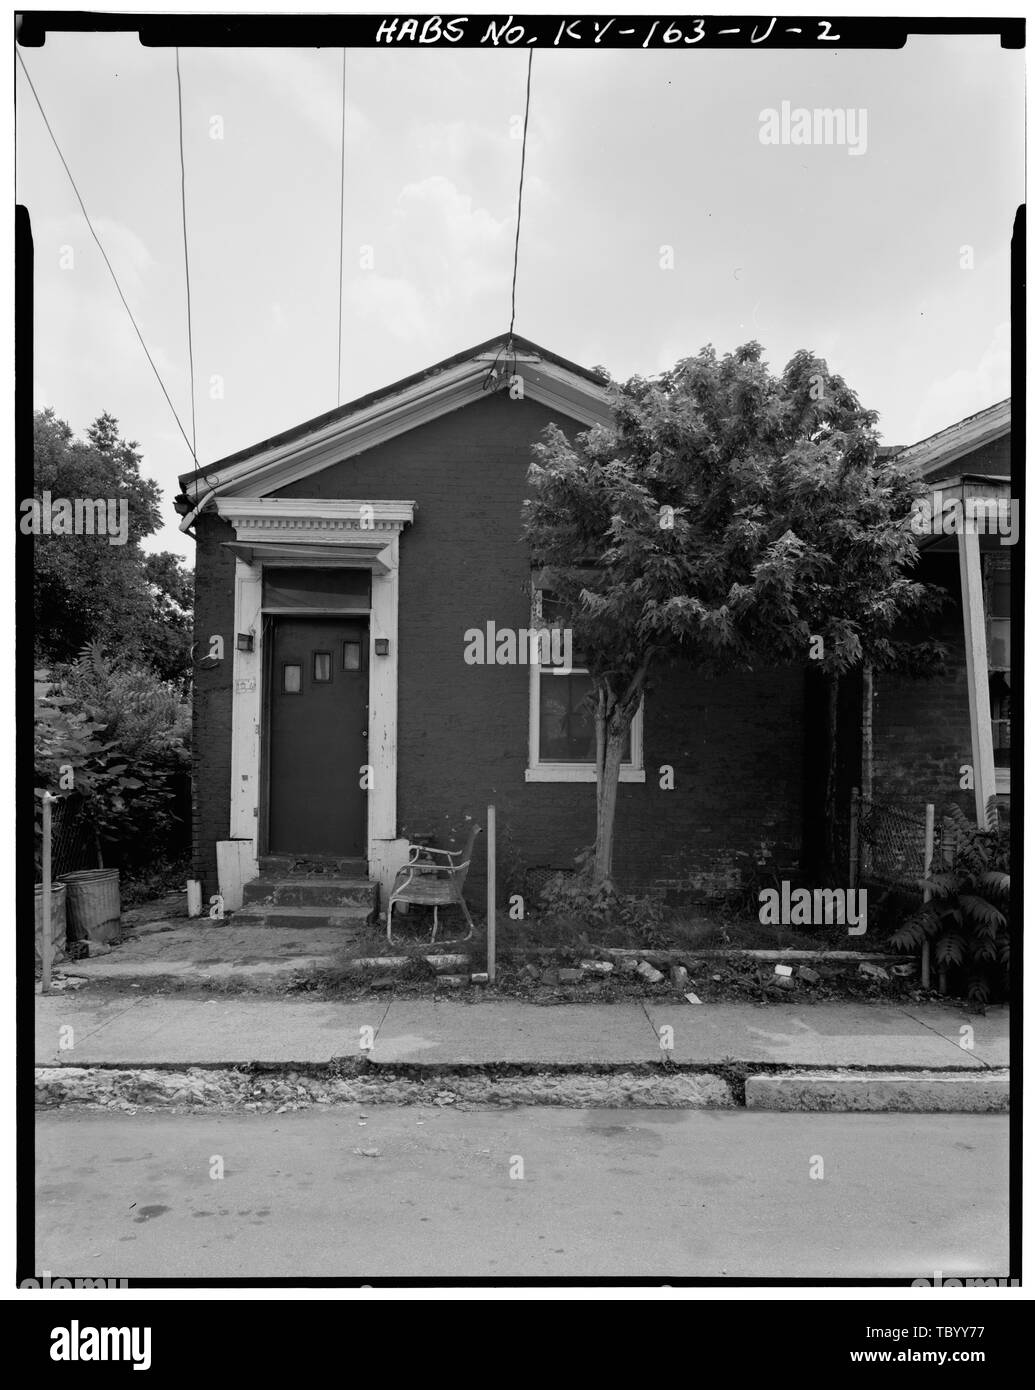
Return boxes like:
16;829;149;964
341;176;512;342
906;321;1010;442
342;273;430;343
192;47;371;148
390;175;511;304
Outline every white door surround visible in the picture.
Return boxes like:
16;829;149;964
215;498;415;902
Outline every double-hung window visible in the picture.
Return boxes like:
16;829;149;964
525;587;645;782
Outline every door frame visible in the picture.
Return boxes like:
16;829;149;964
258;611;371;857
226;532;406;885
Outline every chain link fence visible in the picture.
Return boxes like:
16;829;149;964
35;794;99;883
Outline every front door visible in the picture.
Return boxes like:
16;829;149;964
267;616;368;856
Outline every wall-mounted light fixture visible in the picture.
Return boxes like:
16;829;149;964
236;633;254;652
374;638;390;657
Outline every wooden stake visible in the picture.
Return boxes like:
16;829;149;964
922;802;934;991
41;793;54;994
486;804;496;984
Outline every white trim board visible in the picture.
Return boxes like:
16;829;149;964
195;354;612;502
226;506;410;901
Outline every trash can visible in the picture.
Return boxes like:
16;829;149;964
34;882;67;966
60;868;121;945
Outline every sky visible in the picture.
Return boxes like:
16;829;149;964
16;29;1023;561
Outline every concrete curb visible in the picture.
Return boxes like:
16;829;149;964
35;1064;1008;1113
745;1069;1010;1113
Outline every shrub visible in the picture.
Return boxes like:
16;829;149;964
890;803;1010;1005
537;846;669;938
35;645;190;872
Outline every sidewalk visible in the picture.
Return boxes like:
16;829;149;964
35;994;1009;1069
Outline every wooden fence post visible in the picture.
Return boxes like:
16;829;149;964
486;804;496;984
41;793;55;994
849;787;860;891
921;802;935;991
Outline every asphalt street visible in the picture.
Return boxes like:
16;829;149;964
36;1107;1009;1280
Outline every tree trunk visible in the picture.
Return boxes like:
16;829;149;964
821;670;840;877
592;724;625;888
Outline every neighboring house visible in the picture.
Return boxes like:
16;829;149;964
176;335;1012;916
175;333;805;913
869;399;1013;823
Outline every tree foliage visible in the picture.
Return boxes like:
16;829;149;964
31;409;194;683
35;645;190;871
523;342;946;886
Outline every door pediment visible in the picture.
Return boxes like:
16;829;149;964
215;497;415;572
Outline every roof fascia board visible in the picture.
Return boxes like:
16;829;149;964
895;401;1011;478
210;356;611;500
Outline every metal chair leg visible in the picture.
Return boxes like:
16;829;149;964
459;897;475;940
431;906;439;943
386;897;394;944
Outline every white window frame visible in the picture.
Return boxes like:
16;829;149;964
984;552;1011;796
525;587;645;783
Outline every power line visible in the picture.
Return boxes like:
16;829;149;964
337;48;347;405
508;50;533;343
16;48;197;461
175;48;198;461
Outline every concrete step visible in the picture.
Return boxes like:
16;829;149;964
231;904;373;930
243;877;376;909
258;855;367;877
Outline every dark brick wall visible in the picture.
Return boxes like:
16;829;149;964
871;553;974;814
191;393;805;902
190;510;237;894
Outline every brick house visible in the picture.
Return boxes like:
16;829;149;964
871;399;1012;819
175;335;1010;916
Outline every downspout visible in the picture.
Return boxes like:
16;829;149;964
175;478;222;534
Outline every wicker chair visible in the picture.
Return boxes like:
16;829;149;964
386;824;482;944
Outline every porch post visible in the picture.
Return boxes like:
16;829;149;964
957;528;996;829
368;535;409;905
229;558;263;839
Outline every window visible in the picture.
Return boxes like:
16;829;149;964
343;640;362;671
313;651;332;683
985;554;1010;791
526;586;644;783
282;663;302;694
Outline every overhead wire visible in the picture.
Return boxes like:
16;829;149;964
508;50;533;344
174;48;198;462
485;50;533;395
337;49;347;406
16;48;197;461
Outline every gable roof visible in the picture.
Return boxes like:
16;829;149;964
892;398;1010;478
176;333;611;508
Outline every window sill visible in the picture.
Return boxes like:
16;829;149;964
525;766;646;783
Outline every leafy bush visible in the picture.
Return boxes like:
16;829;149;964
35;645;190;871
890;803;1010;1005
537;846;669;939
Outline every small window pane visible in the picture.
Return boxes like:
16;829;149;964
538;671;630;763
313;651;332;683
343;641;361;671
283;664;301;694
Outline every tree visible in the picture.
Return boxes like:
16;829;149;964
30;408;194;682
522;342;945;889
